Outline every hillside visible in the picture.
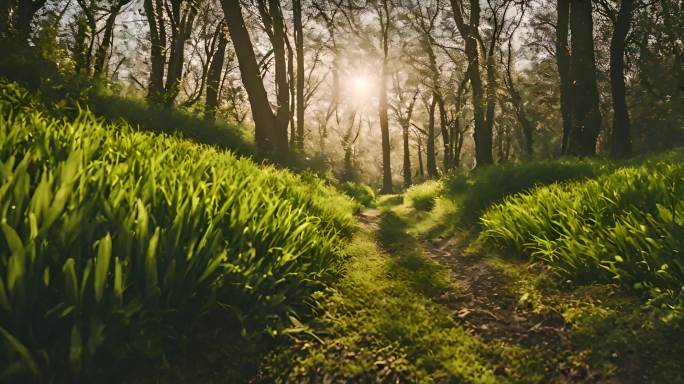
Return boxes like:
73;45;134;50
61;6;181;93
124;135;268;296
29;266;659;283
0;82;356;382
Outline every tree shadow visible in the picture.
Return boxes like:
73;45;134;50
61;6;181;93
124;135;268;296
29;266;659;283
377;210;451;298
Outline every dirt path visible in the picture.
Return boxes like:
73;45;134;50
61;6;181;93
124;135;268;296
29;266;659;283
364;207;594;383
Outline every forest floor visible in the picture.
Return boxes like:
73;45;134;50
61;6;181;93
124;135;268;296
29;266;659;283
139;194;684;383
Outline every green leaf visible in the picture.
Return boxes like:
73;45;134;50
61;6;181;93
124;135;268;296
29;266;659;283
1;222;23;255
63;258;79;307
0;325;39;377
69;325;83;376
145;227;160;298
113;257;123;307
94;234;112;302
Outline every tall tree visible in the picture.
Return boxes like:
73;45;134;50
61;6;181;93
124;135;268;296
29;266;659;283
608;0;635;158
391;77;419;188
94;0;133;76
205;22;228;122
222;0;290;155
375;0;393;193
293;0;305;150
568;0;602;156
410;0;452;170
450;0;493;166
424;93;438;178
556;0;573;155
144;0;167;102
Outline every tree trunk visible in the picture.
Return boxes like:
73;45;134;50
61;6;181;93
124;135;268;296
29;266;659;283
505;47;534;160
222;0;276;151
426;94;438;178
270;0;290;155
556;0;573;155
379;56;393;193
403;121;412;188
484;53;497;155
417;135;425;178
164;1;197;107
450;0;493;167
205;24;228;122
144;0;166;103
425;38;451;169
609;0;634;159
73;15;89;72
293;0;305;151
94;1;130;76
568;0;602;156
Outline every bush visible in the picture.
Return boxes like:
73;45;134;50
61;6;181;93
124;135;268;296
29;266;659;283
443;160;603;224
405;181;442;211
0;83;355;381
336;181;375;207
481;155;684;312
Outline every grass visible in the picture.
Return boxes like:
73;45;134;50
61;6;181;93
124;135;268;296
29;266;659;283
0;81;357;381
481;156;684;316
405;180;442;212
335;181;375;208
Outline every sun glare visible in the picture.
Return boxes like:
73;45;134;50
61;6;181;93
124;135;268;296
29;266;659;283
348;74;373;101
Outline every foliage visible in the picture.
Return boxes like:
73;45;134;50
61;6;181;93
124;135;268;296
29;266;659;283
405;180;442;212
0;82;356;381
433;160;604;225
336;181;375;207
481;150;684;315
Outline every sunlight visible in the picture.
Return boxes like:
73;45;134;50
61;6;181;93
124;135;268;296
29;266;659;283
347;73;374;102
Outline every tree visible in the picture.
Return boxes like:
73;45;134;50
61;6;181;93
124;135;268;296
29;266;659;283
204;22;228;122
14;0;48;39
391;75;419;188
222;0;289;155
374;0;394;193
422;92;438;178
607;0;635;158
567;0;602;156
502;11;534;160
450;0;493;166
293;0;305;150
409;0;452;170
94;0;133;76
143;0;198;106
556;0;573;155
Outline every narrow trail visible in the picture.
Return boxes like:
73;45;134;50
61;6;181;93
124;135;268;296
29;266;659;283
359;207;591;383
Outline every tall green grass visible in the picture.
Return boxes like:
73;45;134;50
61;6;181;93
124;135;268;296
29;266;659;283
405;181;442;212
443;160;603;224
0;82;356;381
481;158;684;313
336;181;375;207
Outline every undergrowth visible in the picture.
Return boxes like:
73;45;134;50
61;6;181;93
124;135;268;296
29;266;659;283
481;157;684;317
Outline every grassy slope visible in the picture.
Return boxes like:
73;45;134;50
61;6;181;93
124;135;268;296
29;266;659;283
0;82;357;382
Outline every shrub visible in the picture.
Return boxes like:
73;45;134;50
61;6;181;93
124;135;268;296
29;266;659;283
0;83;355;381
336;181;375;207
405;181;442;211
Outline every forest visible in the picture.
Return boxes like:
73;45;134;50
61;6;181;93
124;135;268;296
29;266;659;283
0;0;683;382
